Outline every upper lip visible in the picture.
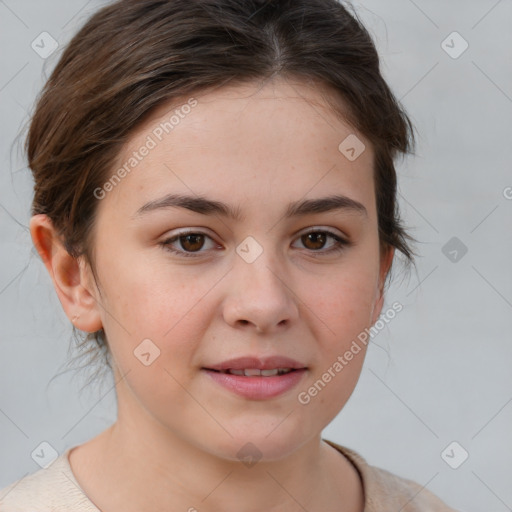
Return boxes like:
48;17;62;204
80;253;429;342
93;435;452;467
204;356;307;371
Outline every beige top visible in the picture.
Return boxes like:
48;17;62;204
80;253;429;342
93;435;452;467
0;439;460;511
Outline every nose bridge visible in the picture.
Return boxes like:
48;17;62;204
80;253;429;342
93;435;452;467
223;235;298;332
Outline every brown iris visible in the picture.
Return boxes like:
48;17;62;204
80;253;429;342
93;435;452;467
179;234;205;252
301;232;326;250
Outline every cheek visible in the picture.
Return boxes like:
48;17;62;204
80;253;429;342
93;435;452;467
97;252;219;337
297;276;374;426
294;264;376;415
305;264;378;345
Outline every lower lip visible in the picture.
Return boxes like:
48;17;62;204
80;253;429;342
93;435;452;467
203;369;307;400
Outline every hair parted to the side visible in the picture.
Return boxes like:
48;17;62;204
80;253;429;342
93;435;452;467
27;0;417;388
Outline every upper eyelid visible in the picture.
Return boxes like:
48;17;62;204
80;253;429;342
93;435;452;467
164;226;347;241
162;227;348;250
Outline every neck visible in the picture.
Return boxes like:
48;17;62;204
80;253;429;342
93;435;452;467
69;413;363;512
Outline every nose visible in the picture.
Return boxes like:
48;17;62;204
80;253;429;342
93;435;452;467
221;247;299;334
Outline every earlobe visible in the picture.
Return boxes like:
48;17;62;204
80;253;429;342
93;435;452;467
29;214;103;333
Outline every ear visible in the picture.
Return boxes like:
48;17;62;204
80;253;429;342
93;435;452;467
29;214;103;333
370;245;395;325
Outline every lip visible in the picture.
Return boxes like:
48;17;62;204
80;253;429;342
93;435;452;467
203;368;307;400
202;355;308;400
204;356;306;371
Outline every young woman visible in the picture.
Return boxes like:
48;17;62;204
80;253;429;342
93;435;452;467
0;0;460;510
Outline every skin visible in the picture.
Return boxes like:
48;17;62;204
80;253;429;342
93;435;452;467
30;76;394;512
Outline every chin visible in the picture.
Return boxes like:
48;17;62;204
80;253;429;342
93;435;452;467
202;427;310;464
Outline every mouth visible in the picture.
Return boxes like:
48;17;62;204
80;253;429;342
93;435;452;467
202;359;308;399
202;355;308;399
204;355;307;373
205;368;298;377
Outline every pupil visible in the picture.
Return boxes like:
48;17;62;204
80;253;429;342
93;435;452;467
182;234;204;251
304;232;325;250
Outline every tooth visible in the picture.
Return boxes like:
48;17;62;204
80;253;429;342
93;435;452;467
244;369;262;376
223;368;294;377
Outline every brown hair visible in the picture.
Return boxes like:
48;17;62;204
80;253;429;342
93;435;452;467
27;0;417;385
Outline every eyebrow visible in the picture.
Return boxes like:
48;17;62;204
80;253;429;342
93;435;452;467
134;193;368;221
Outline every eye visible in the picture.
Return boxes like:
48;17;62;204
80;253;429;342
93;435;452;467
160;230;219;258
160;228;350;259
292;229;350;256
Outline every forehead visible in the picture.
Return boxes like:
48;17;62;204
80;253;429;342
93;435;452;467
98;77;375;219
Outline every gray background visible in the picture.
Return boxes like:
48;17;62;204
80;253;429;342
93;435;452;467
1;1;511;510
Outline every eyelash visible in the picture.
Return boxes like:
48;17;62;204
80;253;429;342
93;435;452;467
160;229;350;258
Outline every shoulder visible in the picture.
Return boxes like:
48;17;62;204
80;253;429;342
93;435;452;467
323;439;461;512
0;449;99;512
361;462;460;511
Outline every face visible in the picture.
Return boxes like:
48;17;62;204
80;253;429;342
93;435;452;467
83;77;391;461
